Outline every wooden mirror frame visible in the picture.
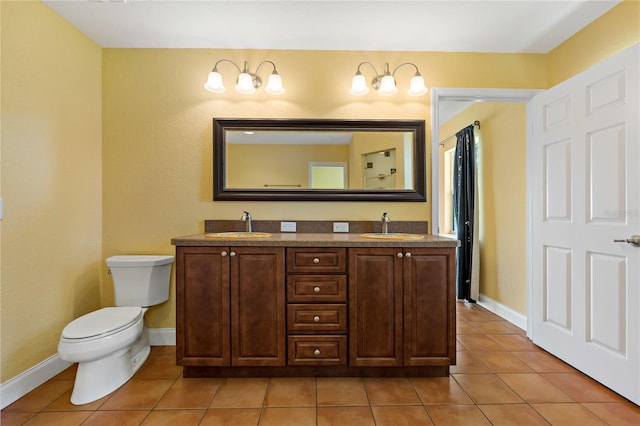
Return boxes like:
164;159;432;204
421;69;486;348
213;118;426;201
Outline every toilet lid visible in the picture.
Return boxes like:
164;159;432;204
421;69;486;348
62;307;143;339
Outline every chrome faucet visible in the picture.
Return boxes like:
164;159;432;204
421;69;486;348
381;212;390;234
241;211;252;233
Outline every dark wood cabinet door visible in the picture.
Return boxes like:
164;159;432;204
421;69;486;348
231;247;286;366
176;246;230;366
404;248;456;366
349;248;403;366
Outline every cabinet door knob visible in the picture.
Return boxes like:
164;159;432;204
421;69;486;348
229;251;236;257
314;349;321;356
221;251;228;257
313;315;320;322
313;286;321;293
397;252;403;258
313;258;320;263
405;252;412;258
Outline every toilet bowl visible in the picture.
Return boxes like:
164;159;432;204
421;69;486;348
58;255;174;405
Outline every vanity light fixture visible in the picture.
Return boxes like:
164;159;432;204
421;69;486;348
204;59;285;94
349;62;428;97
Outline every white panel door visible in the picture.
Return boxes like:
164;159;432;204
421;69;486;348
531;44;639;403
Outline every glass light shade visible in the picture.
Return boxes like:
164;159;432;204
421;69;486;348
377;75;398;96
264;73;285;94
204;71;225;93
407;75;428;96
235;72;256;94
349;74;369;96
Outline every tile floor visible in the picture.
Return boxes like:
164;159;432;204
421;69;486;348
2;302;640;425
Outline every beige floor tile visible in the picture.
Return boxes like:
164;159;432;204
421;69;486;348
449;351;491;374
156;377;221;409
531;403;607;425
0;412;36;426
141;409;205;425
489;334;540;352
478;404;549;425
264;377;315;407
258;407;315;426
498;373;573;403
43;388;109;411
363;377;421;405
467;320;521;334
474;351;534;373
583;402;640;426
372;405;434;426
456;334;505;351
134;350;183;379
410;377;473;405
456;320;481;334
209;378;269;408
15;410;92;426
542;373;626;403
512;350;577;373
426;404;492;425
317;406;375;426
99;378;175;410
2;380;73;412
316;377;369;406
200;408;261;426
452;374;523;404
82;410;151;426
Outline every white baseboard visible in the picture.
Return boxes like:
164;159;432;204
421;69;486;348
477;294;527;331
148;327;176;346
0;327;178;410
0;355;72;410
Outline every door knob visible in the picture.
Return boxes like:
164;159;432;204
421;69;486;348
613;235;640;247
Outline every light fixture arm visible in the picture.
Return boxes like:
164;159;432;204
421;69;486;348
204;59;285;94
349;61;427;96
391;62;422;77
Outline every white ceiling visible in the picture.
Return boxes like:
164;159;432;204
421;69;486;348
43;0;620;53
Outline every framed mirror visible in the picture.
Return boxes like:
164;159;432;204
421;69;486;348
214;118;426;201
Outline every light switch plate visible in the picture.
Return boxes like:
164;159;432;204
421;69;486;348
333;222;349;233
281;221;297;232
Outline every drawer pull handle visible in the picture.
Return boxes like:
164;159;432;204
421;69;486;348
313;258;320;263
314;349;321;356
221;251;228;257
229;251;236;257
397;252;403;258
313;315;320;322
313;286;321;293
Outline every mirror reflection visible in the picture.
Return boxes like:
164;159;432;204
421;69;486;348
214;118;426;201
225;130;414;190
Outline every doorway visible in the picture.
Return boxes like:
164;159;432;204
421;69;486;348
431;88;541;330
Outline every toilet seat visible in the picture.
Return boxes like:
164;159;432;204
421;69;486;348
62;307;143;342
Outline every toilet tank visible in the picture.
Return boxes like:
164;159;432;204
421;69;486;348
106;255;174;307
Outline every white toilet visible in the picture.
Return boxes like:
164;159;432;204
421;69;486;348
58;255;174;405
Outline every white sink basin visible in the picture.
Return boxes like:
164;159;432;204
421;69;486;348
360;233;424;240
205;232;272;239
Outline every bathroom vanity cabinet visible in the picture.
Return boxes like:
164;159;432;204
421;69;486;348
175;246;285;367
173;231;457;377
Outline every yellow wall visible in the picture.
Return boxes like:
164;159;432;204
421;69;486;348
439;103;528;314
227;144;349;189
0;0;637;385
0;2;102;381
547;0;640;86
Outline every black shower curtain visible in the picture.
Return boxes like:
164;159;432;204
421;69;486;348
453;125;476;302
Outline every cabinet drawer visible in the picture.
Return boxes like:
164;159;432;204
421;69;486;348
286;248;346;273
287;304;347;333
287;275;347;302
288;336;347;366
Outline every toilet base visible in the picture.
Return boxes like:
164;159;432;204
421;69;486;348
70;328;151;405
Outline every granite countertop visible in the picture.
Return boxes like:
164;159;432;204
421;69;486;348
171;232;458;248
172;219;459;248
